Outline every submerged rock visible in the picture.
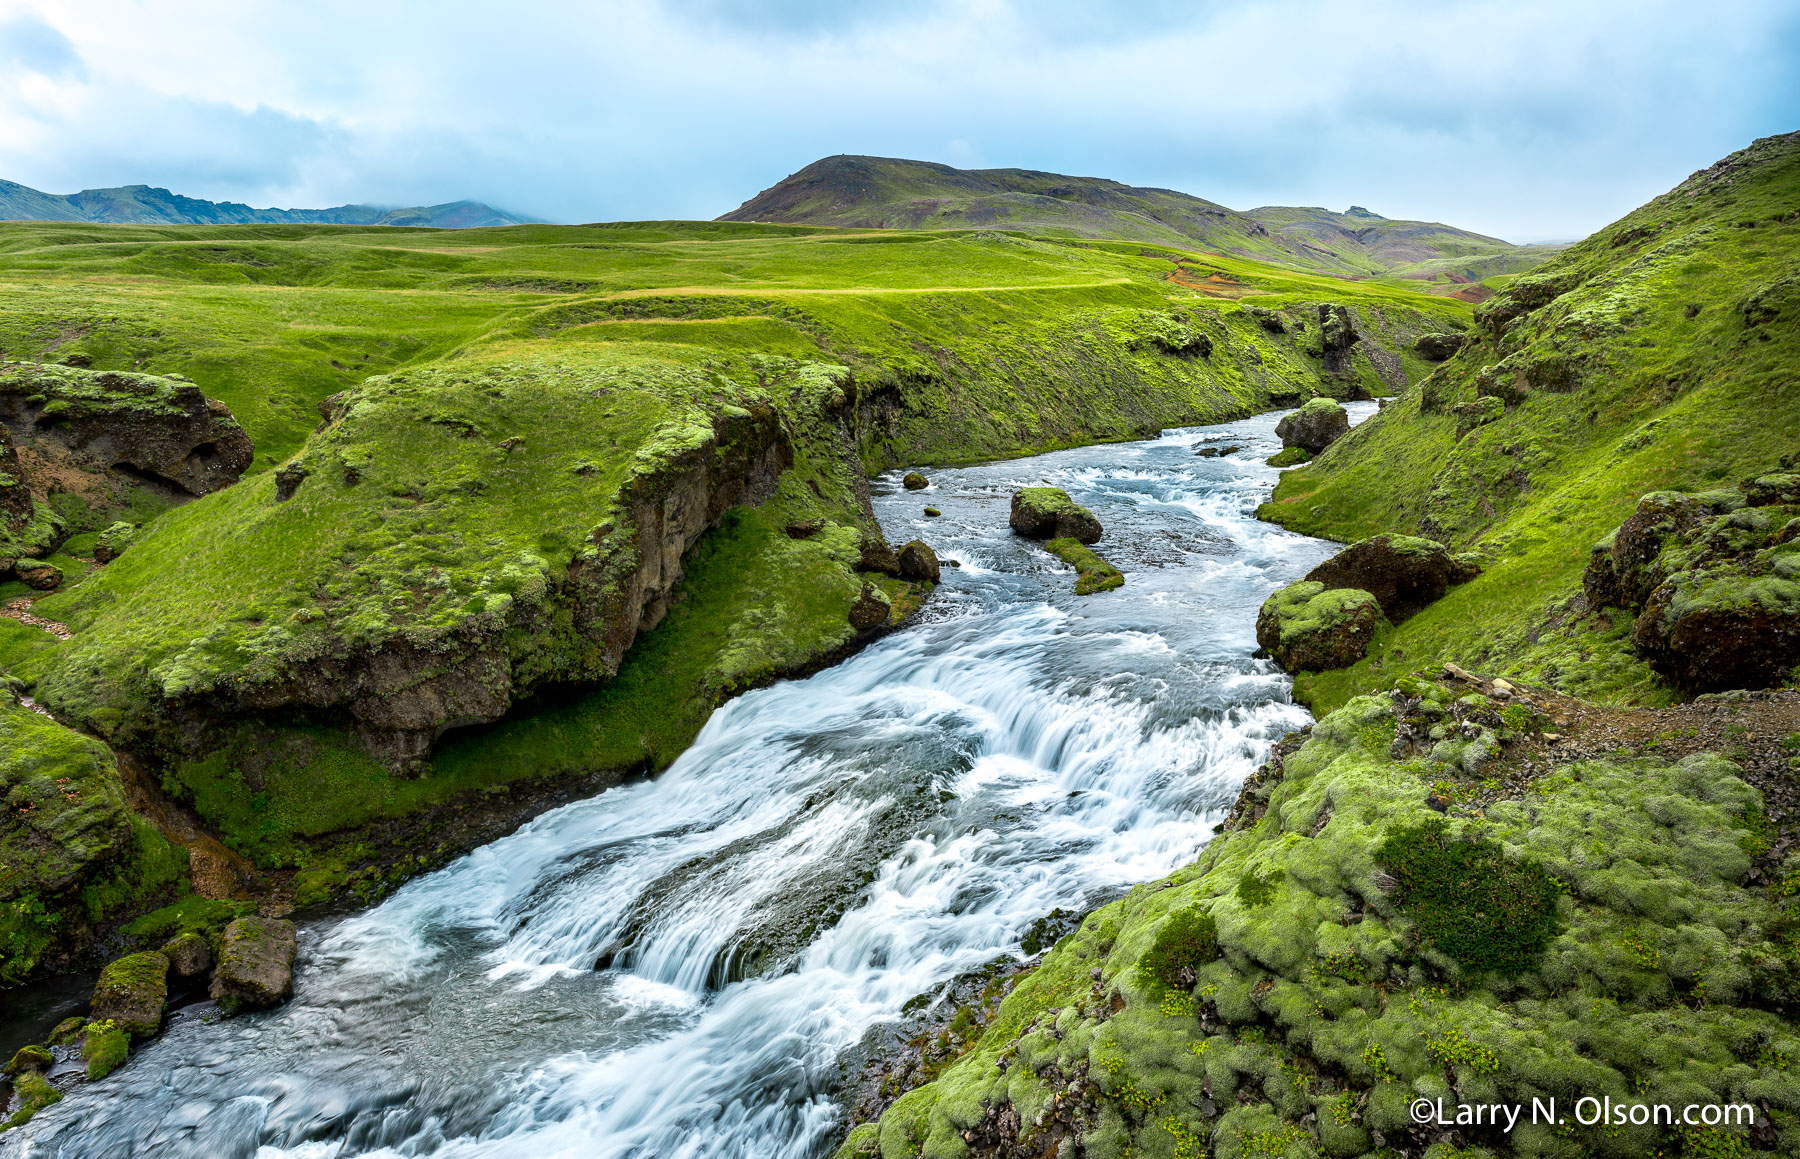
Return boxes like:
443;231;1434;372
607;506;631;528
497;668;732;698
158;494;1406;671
1304;533;1460;622
1255;581;1387;672
89;950;169;1037
1274;397;1348;454
1009;487;1102;544
209;916;297;1011
896;540;940;583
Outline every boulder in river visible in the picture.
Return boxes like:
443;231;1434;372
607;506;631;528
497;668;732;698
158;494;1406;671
4;1044;52;1075
1304;533;1460;622
1274;397;1349;454
1255;581;1387;672
1009;487;1102;544
89;950;169;1036
902;471;929;491
161;931;213;978
209;916;297;1011
897;540;940;583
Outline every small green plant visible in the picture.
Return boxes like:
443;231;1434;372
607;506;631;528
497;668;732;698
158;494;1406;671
1363;1042;1398;1083
1138;905;1219;990
1622;931;1660;970
82;1018;129;1081
1236;867;1285;908
1375;818;1563;975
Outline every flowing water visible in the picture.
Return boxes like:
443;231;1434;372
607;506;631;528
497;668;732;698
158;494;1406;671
11;404;1372;1159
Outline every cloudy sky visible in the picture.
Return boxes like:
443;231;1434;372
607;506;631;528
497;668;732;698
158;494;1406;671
1;0;1795;242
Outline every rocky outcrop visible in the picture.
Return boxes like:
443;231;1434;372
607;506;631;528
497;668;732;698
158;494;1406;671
1316;303;1361;376
1009;487;1102;544
88;951;168;1036
1254;581;1387;671
209;915;297;1010
0;364;253;498
896;540;940;583
1274;397;1348;454
1303;534;1460;622
1586;481;1800;693
1413;331;1467;361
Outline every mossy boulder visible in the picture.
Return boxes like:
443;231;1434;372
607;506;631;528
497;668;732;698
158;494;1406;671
896;540;940;584
848;583;892;630
209;915;296;1011
1412;332;1467;361
4;1070;62;1129
902;471;929;491
1009;487;1102;544
14;561;60;590
89;950;169;1036
1303;533;1460;622
855;535;901;575
3;1045;51;1076
1273;396;1348;453
1588;487;1800;693
92;520;136;563
1255;581;1387;672
160;930;212;977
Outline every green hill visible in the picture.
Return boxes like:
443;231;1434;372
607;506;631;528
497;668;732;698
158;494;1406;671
0;179;537;228
719;155;1556;285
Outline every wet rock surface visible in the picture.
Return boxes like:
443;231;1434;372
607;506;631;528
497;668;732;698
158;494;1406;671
209;916;297;1011
1008;487;1102;543
88;951;169;1037
1303;533;1460;622
896;539;940;583
1274;396;1348;453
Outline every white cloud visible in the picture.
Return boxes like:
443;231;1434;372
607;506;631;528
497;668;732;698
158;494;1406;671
0;0;1794;238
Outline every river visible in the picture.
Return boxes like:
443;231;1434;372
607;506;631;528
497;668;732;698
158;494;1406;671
8;403;1372;1158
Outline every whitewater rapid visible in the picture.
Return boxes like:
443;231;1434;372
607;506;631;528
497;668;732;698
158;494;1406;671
9;404;1372;1158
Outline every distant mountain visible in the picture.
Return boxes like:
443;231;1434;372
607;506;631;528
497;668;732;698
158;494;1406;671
0;179;540;229
720;155;1559;284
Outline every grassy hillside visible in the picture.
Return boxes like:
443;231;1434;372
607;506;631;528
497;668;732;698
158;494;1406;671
719;155;1554;286
1258;130;1800;713
0;216;1465;926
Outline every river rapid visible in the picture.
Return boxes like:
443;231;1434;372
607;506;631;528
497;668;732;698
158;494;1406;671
10;404;1372;1159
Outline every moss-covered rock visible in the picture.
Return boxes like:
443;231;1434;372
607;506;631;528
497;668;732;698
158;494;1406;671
14;561;60;590
1255;581;1387;672
209;915;296;1011
1009;487;1103;544
1304;533;1460;622
843;691;1800;1159
1274;396;1348;453
902;471;929;491
91;520;136;564
896;540;940;584
0;363;252;498
1413;332;1467;361
160;930;212;977
1042;537;1124;595
2;1045;51;1076
848;583;893;630
89;950;168;1036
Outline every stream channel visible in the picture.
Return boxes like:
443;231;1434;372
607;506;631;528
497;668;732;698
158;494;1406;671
9;403;1373;1158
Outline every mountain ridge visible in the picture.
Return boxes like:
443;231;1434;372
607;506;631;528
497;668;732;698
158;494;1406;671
0;179;539;229
720;154;1560;287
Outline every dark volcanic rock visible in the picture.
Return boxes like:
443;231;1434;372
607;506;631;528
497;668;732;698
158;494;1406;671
1317;304;1362;377
1009;487;1102;544
856;535;901;575
1304;534;1458;622
1274;397;1349;454
90;950;169;1036
210;916;297;1010
1255;582;1387;672
1414;332;1468;361
0;364;253;497
897;540;940;583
